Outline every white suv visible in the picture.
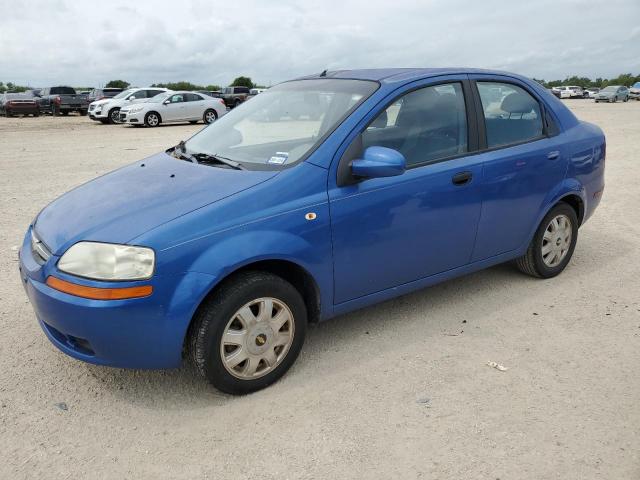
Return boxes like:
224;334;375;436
88;87;169;124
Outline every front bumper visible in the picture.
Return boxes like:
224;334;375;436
119;111;143;124
629;91;640;99
18;228;213;369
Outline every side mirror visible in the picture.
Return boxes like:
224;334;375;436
351;146;406;179
163;99;170;105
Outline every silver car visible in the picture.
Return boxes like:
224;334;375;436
119;91;227;127
594;85;629;103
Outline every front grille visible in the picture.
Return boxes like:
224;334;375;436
31;230;52;264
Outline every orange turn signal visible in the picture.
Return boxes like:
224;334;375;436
46;276;153;300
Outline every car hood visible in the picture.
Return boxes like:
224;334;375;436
597;91;614;96
34;152;278;255
90;99;110;107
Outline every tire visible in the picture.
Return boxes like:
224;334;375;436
189;271;307;395
80;109;88;115
234;99;242;108
144;111;161;127
516;202;578;279
108;108;120;124
623;96;628;102
594;100;599;103
203;108;217;124
33;112;40;117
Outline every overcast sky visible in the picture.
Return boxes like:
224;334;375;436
1;0;638;88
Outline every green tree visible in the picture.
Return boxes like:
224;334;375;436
151;81;205;90
205;84;221;91
105;79;130;89
230;76;254;88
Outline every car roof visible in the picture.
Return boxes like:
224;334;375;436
294;68;535;84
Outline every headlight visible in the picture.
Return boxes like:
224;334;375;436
58;242;155;281
129;106;144;113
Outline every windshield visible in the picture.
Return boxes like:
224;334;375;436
184;79;378;168
601;86;616;92
633;82;640;88
112;89;135;99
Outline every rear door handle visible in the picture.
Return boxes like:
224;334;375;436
547;151;560;160
452;171;472;186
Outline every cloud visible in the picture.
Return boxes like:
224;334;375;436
0;0;638;87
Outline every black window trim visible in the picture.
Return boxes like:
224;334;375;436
337;78;479;186
470;78;559;153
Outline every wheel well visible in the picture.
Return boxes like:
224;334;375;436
559;194;584;225
183;260;321;358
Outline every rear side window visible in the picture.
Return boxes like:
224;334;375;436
235;87;250;94
185;93;203;102
477;82;543;148
362;82;468;167
50;87;76;95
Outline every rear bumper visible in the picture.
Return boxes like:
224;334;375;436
6;105;38;114
18;228;214;369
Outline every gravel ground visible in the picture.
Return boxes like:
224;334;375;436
1;103;639;479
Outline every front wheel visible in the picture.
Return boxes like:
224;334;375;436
515;202;578;278
144;111;160;127
203;108;217;124
189;271;307;394
108;108;120;124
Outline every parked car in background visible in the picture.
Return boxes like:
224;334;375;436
594;85;629;103
221;86;250;108
119;91;226;127
35;86;89;115
24;88;42;98
88;87;169;124
629;82;640;100
87;87;123;103
197;90;223;98
585;88;600;98
245;88;266;100
552;86;587;99
20;68;605;394
0;92;39;116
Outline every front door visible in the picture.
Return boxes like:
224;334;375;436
329;80;484;304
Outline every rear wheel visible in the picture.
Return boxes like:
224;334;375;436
203;108;217;124
516;202;578;278
144;111;161;127
189;271;307;394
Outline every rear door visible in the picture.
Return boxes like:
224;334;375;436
184;93;205;119
468;75;568;261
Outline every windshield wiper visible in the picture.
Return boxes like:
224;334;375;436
193;152;244;170
171;141;244;170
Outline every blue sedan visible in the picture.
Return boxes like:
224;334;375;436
19;68;605;394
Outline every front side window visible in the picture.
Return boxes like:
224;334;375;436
168;94;184;103
477;82;543;148
184;79;378;168
362;83;468;167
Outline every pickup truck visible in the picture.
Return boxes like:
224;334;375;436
221;86;250;108
35;86;89;115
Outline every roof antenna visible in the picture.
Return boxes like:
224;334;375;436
320;69;327;77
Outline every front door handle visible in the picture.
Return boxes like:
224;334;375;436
452;171;472;186
547;150;560;160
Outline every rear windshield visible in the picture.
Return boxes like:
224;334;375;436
5;93;30;99
50;87;76;95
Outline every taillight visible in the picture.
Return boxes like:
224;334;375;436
218;99;225;105
98;96;106;100
7;101;14;106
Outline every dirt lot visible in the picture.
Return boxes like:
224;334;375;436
1;103;639;479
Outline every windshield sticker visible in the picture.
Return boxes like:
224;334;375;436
268;152;289;165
